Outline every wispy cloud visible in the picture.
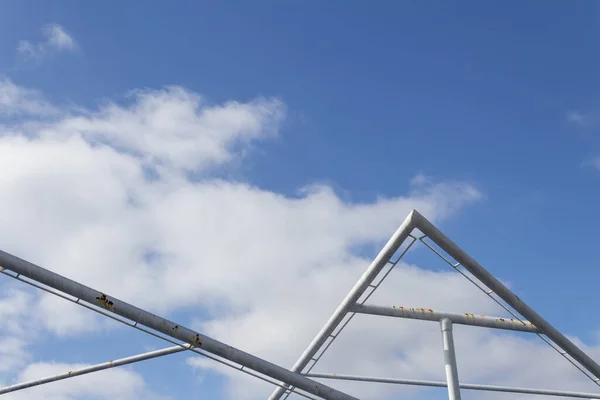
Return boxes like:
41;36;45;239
566;110;586;126
17;24;77;61
0;78;58;116
583;157;600;171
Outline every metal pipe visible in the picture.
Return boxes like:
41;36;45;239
412;210;600;381
305;373;600;399
268;210;418;400
0;345;186;395
352;303;538;333
0;251;358;400
440;318;461;400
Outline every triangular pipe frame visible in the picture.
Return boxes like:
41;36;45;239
0;210;598;399
267;210;600;400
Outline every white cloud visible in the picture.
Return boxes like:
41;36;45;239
45;25;76;51
0;78;596;400
17;24;77;61
1;362;167;400
52;86;286;171
0;286;35;374
0;337;30;373
0;78;58;116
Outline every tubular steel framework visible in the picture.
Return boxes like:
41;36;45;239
0;210;598;399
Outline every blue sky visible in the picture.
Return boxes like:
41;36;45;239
1;1;600;399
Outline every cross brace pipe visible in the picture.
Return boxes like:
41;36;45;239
0;251;358;400
305;373;600;399
0;345;186;395
352;303;538;333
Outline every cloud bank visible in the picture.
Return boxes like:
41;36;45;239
0;78;596;399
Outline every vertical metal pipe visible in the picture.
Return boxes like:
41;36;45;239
268;211;418;400
440;318;461;400
413;210;600;381
0;251;358;400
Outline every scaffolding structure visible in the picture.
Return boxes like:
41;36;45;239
0;209;599;399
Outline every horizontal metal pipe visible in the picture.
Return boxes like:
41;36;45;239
352;303;538;333
0;345;186;395
412;210;600;380
0;251;357;400
268;210;418;400
305;373;600;399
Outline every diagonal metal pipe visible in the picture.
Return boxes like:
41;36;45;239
0;345;186;395
412;210;600;381
0;251;358;400
268;210;418;400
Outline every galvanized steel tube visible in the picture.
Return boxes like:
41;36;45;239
0;345;186;395
352;303;538;332
268;210;418;400
440;318;461;400
305;373;600;399
0;250;358;400
413;210;600;381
